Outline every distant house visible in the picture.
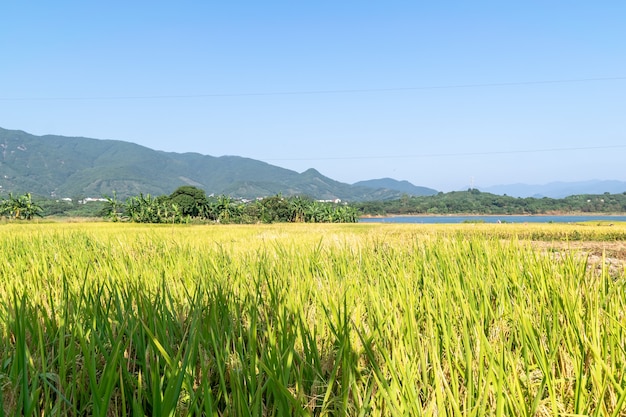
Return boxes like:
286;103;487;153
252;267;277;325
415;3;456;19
79;197;108;204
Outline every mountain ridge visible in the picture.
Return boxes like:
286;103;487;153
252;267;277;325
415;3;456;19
353;178;438;196
2;127;624;200
0;127;414;201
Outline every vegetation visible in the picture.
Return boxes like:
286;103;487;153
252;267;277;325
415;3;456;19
14;188;626;222
1;187;358;223
0;193;42;220
36;198;107;218
353;177;437;196
356;189;626;216
0;127;403;201
102;187;359;224
0;222;625;415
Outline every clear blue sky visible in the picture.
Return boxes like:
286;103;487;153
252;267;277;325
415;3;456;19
1;1;625;191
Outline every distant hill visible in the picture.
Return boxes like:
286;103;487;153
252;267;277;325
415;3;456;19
353;178;438;196
0;127;409;201
480;180;626;198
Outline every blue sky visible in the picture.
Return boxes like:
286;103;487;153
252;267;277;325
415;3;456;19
1;1;625;191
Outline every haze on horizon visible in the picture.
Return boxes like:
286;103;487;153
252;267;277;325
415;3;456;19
1;1;625;192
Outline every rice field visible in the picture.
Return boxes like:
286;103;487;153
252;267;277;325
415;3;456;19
0;222;625;416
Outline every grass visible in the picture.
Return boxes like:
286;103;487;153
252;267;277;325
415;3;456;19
0;222;625;416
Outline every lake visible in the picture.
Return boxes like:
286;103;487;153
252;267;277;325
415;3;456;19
359;215;626;224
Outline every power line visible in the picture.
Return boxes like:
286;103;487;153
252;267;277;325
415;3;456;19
259;144;626;162
1;76;625;101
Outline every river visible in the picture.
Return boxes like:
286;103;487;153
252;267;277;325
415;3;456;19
359;215;626;224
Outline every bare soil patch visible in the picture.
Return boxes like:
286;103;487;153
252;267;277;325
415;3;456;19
532;240;626;276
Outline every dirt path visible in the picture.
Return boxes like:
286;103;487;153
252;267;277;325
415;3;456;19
531;241;626;276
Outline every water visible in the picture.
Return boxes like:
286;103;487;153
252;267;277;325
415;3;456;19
359;215;626;224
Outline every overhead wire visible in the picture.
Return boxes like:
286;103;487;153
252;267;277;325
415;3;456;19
259;144;626;162
0;76;625;101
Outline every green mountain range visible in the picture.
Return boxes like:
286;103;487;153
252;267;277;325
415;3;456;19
354;178;438;197
0;127;433;201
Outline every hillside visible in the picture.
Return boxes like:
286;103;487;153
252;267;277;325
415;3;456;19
0;127;405;201
355;189;626;216
353;178;438;196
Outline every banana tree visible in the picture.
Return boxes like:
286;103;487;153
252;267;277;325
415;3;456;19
0;197;10;218
2;193;42;220
305;201;324;223
288;196;308;222
103;191;123;221
334;205;359;223
215;195;238;223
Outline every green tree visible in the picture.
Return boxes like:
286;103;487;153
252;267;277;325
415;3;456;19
103;191;123;221
334;205;358;223
124;194;170;223
1;193;42;220
0;197;9;218
215;195;237;223
168;186;208;217
305;201;324;223
288;196;309;222
257;195;291;223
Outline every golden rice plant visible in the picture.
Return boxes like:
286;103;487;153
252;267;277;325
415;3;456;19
0;222;624;416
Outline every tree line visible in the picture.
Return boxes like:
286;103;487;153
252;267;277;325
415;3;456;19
6;187;626;222
355;189;626;216
103;186;359;224
1;187;359;223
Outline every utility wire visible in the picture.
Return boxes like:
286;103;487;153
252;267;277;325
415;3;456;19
1;76;625;101
259;144;626;162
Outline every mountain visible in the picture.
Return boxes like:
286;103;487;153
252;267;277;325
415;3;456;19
353;178;438;196
480;180;626;198
0;127;408;201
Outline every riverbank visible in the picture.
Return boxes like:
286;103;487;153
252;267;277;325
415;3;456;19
360;212;626;219
359;214;626;224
